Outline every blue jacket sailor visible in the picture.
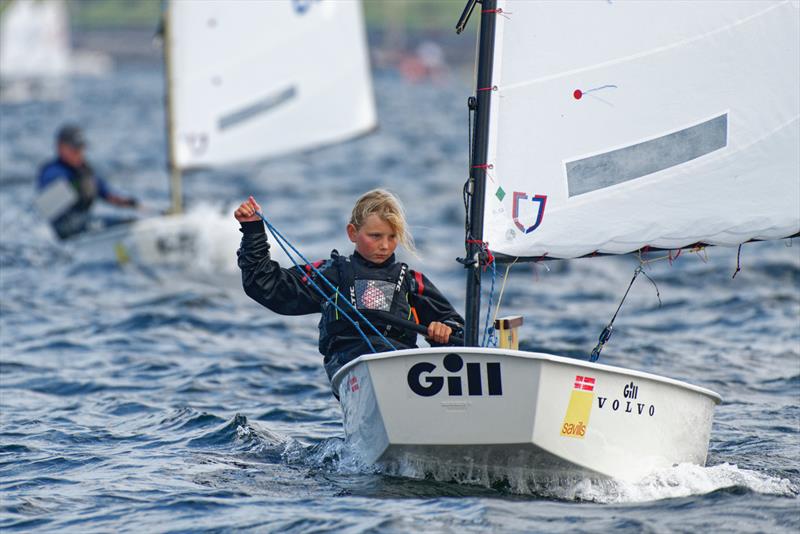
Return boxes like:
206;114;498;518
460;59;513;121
36;124;139;239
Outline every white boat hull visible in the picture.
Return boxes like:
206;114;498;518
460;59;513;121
68;215;199;266
332;348;721;482
65;210;241;275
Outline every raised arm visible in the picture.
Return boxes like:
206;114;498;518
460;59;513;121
235;197;332;316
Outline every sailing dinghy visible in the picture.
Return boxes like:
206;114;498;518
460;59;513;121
332;0;799;483
54;0;376;268
0;0;70;102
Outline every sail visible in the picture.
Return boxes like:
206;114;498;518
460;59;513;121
0;0;71;81
480;0;800;259
166;0;377;170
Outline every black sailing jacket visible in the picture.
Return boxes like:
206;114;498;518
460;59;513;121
237;221;464;381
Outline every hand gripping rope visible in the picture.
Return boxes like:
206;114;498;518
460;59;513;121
255;211;397;353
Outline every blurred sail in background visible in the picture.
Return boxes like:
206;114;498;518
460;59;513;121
0;0;71;101
67;0;377;273
0;0;113;102
166;0;376;169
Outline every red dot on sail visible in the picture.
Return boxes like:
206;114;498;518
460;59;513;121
573;89;583;100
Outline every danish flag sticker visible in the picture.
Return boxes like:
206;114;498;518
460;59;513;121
574;375;595;392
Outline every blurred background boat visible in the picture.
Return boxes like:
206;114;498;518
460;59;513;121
42;0;378;271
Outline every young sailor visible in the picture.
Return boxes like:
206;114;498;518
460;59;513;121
36;124;139;240
235;189;464;383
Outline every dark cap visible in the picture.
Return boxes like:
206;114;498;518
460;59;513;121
56;124;87;149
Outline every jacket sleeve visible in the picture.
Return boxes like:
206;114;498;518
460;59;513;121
409;271;465;342
95;174;111;200
83;162;112;201
237;221;332;315
37;162;67;190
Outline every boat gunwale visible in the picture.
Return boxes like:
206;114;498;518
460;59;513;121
331;347;722;404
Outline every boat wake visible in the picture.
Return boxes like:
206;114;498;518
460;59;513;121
383;455;798;503
283;435;381;476
189;201;278;274
287;435;797;503
542;463;798;504
123;201;306;277
145;201;243;275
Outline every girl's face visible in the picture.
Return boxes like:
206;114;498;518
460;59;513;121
347;214;398;263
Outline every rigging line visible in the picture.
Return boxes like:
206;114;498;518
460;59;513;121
468;98;472;169
589;264;660;362
638;252;673;265
669;248;682;266
637;267;662;308
492;257;519;325
482;258;498;347
609;266;644;326
466;238;497;346
261;217;378;354
481;7;513;20
464;101;473;240
262;215;397;351
530;256;550;281
466;101;475;197
256;211;397;352
463;96;477;261
638;245;713;273
732;244;743;279
693;246;709;263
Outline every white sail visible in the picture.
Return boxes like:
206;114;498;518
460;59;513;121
481;0;800;259
0;0;71;80
166;0;377;170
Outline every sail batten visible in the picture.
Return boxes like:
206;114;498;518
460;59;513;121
481;0;800;260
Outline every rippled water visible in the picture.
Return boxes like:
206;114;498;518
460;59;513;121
1;63;798;532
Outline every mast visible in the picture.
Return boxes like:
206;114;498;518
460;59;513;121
161;2;182;214
464;0;498;346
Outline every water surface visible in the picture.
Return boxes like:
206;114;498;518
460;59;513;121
1;63;798;532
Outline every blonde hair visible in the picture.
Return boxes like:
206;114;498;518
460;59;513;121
350;189;417;255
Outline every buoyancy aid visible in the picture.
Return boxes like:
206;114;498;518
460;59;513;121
49;164;98;239
318;253;416;356
72;163;98;212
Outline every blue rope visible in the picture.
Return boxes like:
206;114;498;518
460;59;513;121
481;259;497;347
258;216;381;353
256;211;397;352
